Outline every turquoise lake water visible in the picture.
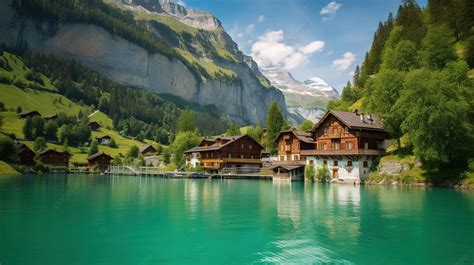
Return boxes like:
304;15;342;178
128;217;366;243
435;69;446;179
0;174;473;264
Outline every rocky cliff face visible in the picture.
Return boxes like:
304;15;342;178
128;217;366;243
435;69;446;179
0;1;286;125
261;66;339;124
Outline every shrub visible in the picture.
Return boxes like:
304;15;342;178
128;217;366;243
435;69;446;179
316;165;329;182
0;73;12;84
13;79;26;89
108;138;118;148
0;135;17;163
468;158;474;172
34;136;47;151
304;164;315;182
33;160;49;173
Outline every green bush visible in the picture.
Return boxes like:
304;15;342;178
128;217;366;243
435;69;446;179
316;165;329;182
0;135;17;163
13;79;26;89
0;73;13;84
304;164;315;182
33;160;49;173
468;158;474;172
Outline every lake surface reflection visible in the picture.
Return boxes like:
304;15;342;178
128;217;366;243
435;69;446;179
0;175;473;264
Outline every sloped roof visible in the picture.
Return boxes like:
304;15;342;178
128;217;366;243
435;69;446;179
275;130;314;143
39;149;72;156
139;144;156;153
184;134;263;153
271;164;305;171
87;152;112;161
96;135;111;140
313;110;385;132
15;142;34;154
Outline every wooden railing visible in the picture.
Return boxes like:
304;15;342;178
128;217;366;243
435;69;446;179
300;149;386;156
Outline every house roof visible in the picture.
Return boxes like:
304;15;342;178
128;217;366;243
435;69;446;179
19;110;41;117
87;152;112;161
275;130;314;143
139;144;156;153
271;164;305;171
96;135;111;140
39;149;72;156
44;114;58;119
15;142;34;154
184;134;263;153
312;110;385;132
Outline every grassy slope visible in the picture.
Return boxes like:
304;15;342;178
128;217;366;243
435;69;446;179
0;161;20;175
0;53;155;164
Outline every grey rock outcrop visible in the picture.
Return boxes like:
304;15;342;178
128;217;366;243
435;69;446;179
0;1;286;125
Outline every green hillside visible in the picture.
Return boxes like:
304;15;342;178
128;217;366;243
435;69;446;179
327;0;474;183
0;52;158;165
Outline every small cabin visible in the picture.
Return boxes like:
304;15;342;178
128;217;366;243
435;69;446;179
39;149;71;168
275;130;315;162
15;142;35;166
139;144;156;156
18;110;41;120
95;135;112;145
88;121;101;131
87;152;112;172
272;165;305;181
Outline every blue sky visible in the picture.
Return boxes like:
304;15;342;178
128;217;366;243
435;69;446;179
181;0;427;92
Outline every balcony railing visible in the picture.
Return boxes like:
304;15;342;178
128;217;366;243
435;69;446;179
300;149;386;156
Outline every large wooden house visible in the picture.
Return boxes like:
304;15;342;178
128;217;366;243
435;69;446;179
87;152;112;172
275;130;314;162
302;110;388;182
39;149;72;168
15;142;35;166
184;134;263;172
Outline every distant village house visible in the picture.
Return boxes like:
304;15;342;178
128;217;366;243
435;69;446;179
15;142;35;166
18;110;41;119
139;144;157;156
88;121;101;131
95;135;112;145
39;149;72;168
87;152;112;172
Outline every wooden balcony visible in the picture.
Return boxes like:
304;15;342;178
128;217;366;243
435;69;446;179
222;158;262;164
300;149;386;156
272;160;306;166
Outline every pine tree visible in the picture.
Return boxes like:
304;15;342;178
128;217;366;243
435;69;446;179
266;101;286;153
176;109;196;133
23;117;34;140
88;140;99;156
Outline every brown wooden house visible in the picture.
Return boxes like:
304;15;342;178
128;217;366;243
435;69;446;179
15;142;35;166
275;130;314;162
18;110;41;119
139;144;156;156
303;110;388;181
184;134;263;172
39;149;72;168
88;121;101;131
87;152;112;172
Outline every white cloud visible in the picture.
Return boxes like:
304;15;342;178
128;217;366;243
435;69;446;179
250;30;325;70
333;52;355;71
320;2;342;20
246;24;255;34
258;15;265;23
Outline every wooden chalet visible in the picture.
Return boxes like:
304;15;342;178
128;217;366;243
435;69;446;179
87;152;112;172
88;121;101;131
15;142;35;166
39;149;72;168
95;135;112;145
303;110;388;182
18;110;41;119
139;144;156;156
275;130;314;162
184;134;263;172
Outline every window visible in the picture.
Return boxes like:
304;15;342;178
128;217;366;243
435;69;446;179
323;160;327;165
334;161;338;166
241;154;244;159
376;142;383;149
364;142;369;149
241;144;244;149
344;127;349;132
251;155;254;159
348;142;353;150
347;160;352;166
249;145;253;149
334;142;340;150
323;144;328;150
228;153;231;158
324;127;328;134
363;161;368;167
206;153;209;158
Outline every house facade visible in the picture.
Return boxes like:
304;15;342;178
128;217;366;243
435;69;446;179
139;145;157;156
275;130;315;162
15;142;35;166
96;135;111;145
185;135;263;173
39;149;71;168
303;110;388;182
87;152;112;172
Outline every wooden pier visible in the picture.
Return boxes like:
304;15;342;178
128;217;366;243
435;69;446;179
107;165;273;179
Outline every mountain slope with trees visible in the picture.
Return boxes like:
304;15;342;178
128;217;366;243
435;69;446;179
328;0;474;184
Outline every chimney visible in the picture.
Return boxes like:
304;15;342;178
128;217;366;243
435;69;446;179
360;112;365;123
354;109;359;115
